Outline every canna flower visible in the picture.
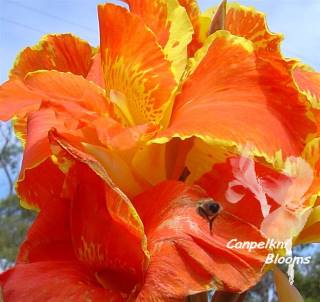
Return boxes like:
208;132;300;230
0;144;269;301
0;0;319;301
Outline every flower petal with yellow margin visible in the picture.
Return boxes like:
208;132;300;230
98;4;176;125
155;31;316;160
123;0;194;81
177;0;202;56
10;34;95;80
293;64;320;109
202;3;283;55
121;0;170;47
49;131;149;273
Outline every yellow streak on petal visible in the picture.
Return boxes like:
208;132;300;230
163;0;194;82
110;89;135;126
82;143;144;198
188;30;254;76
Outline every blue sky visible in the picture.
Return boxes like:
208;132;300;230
0;0;320;197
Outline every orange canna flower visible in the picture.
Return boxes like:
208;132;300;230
0;0;319;301
0;139;270;301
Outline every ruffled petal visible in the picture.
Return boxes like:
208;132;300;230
98;3;176;124
67;163;148;277
133;181;267;299
155;31;315;159
2;71;109;210
121;0;171;47
0;262;124;302
123;0;193;80
23;70;109;113
0;80;42;121
10;34;95;80
0;70;108;128
49;132;149;278
293;64;320;109
224;3;283;54
203;3;283;55
17;157;65;211
15;108;67;210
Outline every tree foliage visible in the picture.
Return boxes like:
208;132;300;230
0;194;35;271
0;123;34;271
245;246;320;302
0;123;21;197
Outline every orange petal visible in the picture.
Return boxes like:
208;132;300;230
24;70;109;114
15;107;75;210
98;4;176;124
19;109;63;173
0;80;42;121
205;3;283;55
86;52;105;88
58;118;157;198
121;0;170;47
91;117;159;150
49;132;149;275
0;262;124;302
2;70;112;210
156;31;315;158
134;181;267;299
0;70;108;126
122;0;194;81
293;64;320;109
10;34;95;80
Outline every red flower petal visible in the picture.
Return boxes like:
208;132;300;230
67;162;148;279
0;261;124;302
133;181;267;299
49;132;149;280
17;197;74;264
